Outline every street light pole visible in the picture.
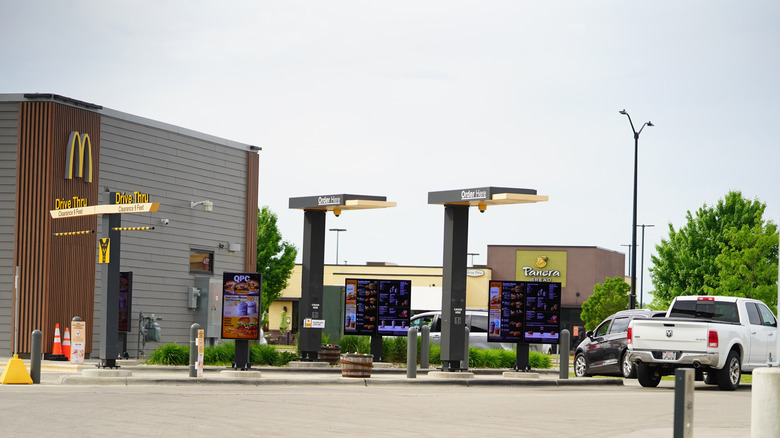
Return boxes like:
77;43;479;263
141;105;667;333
638;224;655;309
620;109;653;309
329;228;346;265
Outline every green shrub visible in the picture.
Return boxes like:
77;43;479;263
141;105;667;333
529;351;552;369
382;336;408;363
274;351;298;366
204;342;235;365
147;343;188;365
338;335;370;354
251;344;279;365
429;344;441;364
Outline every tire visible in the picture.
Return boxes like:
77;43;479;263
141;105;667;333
636;363;661;387
574;353;590;377
717;350;741;391
621;351;637;379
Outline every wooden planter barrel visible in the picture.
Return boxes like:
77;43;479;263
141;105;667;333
340;353;373;378
317;346;341;365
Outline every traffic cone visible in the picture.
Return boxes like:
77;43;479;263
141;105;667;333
62;328;71;360
50;323;67;361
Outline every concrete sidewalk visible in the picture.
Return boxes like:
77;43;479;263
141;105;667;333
1;356;624;387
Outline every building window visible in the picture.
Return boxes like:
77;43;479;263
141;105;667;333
190;249;214;274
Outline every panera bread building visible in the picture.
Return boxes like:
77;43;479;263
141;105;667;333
0;93;259;357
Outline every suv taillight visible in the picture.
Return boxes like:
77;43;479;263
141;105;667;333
708;330;718;348
627;327;632;345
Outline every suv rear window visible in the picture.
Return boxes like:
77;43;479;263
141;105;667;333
669;300;740;323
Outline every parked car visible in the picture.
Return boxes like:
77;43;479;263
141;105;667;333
628;295;778;390
409;310;514;350
574;309;665;378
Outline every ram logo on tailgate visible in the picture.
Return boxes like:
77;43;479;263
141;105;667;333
666;330;673;338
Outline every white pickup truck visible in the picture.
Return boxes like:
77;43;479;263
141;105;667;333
627;295;777;390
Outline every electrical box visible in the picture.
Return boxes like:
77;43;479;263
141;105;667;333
188;287;201;309
207;279;223;338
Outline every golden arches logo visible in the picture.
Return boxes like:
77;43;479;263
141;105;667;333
65;131;93;183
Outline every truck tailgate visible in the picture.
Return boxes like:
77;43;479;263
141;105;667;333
631;319;710;352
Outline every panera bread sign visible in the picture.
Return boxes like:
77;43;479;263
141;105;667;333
515;250;567;287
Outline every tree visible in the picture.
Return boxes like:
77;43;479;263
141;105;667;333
649;191;778;310
256;206;297;314
580;277;630;331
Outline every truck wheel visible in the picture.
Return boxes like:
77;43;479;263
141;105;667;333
574;353;589;377
717;350;741;391
621;352;637;379
636;363;661;387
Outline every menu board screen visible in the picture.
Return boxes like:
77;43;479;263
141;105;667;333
344;278;411;336
488;281;561;344
221;272;262;340
118;272;133;332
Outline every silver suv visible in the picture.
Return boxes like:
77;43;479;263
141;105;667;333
409;310;513;350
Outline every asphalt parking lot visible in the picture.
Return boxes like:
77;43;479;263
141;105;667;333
0;360;753;437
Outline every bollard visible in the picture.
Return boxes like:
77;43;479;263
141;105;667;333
189;323;201;378
559;329;570;379
673;368;694;438
751;368;780;437
460;327;470;370
420;325;430;369
407;327;418;378
30;330;42;384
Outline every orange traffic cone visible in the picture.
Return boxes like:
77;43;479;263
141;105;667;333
62;328;71;360
50;323;67;361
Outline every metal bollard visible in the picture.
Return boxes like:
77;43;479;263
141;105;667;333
420;325;430;369
460;327;470;370
30;330;42;384
559;329;570;379
407;327;418;378
674;368;694;438
189;323;201;378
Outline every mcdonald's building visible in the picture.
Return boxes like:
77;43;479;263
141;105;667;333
0;93;260;358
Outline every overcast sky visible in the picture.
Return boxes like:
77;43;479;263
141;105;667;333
4;1;779;302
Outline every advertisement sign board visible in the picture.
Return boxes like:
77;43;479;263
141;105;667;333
220;272;262;340
344;278;411;336
70;320;86;364
488;281;561;344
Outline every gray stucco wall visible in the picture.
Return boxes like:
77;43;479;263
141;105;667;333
93;114;251;357
0;102;18;355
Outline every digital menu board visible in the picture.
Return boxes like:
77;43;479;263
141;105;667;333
488;281;561;344
118;271;132;333
344;278;411;336
221;272;262;340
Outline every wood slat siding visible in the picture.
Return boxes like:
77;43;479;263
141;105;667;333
14;102;100;354
245;151;259;273
0;102;20;355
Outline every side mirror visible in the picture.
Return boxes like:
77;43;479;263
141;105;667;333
586;331;594;339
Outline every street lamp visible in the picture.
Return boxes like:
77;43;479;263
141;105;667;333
620;109;654;309
637;224;655;309
329;228;346;265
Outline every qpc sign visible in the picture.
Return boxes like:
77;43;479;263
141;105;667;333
221;272;262;340
488;281;561;344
